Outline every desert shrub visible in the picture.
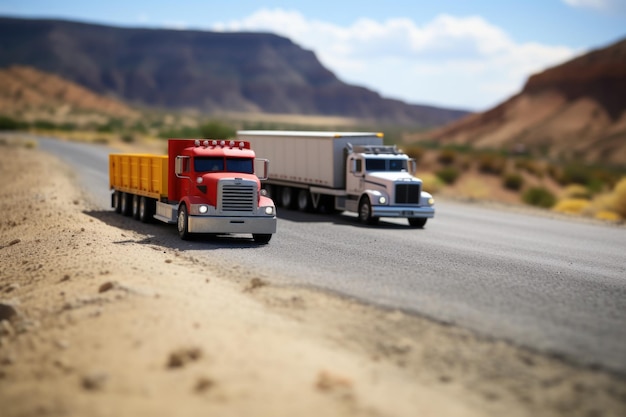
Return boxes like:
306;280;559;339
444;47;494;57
522;187;556;208
514;158;544;177
502;172;524;191
611;177;626;218
594;210;621;222
435;166;460;184
437;148;457;165
553;199;590;215
404;146;425;162
0;116;28;130
557;164;592;186
198;121;236;139
33;120;57;130
477;153;506;175
561;184;591;200
121;133;135;143
419;173;444;194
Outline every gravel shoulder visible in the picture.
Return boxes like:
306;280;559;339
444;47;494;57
1;139;625;417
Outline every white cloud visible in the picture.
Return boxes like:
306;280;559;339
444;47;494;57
212;9;577;110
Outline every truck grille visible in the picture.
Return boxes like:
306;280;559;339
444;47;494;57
395;183;421;204
220;183;256;212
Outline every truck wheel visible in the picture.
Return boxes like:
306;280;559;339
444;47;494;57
177;204;190;240
253;234;272;244
297;189;312;212
120;192;132;216
132;194;141;220
408;218;427;228
358;197;379;225
280;187;295;209
139;196;155;223
113;191;122;213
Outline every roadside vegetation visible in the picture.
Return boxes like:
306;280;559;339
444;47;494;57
403;142;626;223
2;111;624;224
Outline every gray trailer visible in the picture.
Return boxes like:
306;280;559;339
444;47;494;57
237;130;435;227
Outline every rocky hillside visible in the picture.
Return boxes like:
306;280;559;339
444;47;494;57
0;16;468;127
407;38;626;165
0;65;137;120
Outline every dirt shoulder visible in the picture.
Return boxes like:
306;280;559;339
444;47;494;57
1;139;625;417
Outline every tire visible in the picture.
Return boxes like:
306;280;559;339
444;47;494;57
253;234;272;244
132;194;141;220
408;218;427;228
297;189;312;212
113;191;122;213
177;204;190;240
120;192;133;216
280;187;295;209
358;197;379;225
139;196;155;223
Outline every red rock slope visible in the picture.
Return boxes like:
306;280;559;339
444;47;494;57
407;38;626;165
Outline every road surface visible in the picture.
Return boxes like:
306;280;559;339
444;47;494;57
34;135;626;375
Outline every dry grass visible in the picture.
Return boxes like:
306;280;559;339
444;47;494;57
552;199;590;215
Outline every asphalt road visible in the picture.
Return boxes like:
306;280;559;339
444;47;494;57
33;135;626;374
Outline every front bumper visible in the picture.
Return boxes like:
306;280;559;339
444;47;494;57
371;205;435;218
188;215;277;235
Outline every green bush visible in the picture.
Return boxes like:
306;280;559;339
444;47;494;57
502;172;524;191
436;166;460;184
198;121;236;139
477;153;506;175
522;187;556;208
0;116;28;130
437;148;457;165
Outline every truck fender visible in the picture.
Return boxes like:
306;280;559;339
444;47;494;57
362;189;389;206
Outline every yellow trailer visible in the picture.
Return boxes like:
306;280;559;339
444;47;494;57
109;154;168;219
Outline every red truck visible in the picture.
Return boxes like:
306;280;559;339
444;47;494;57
109;139;277;243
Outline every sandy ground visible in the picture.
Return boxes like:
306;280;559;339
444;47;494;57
1;138;625;417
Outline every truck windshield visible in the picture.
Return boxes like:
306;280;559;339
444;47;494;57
194;157;254;174
365;159;406;172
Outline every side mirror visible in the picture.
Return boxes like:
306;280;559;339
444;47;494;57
408;159;417;176
175;156;184;175
255;158;269;180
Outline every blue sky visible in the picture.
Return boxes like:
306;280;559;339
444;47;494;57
2;0;625;111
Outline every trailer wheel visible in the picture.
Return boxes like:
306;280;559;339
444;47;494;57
139;196;155;223
177;204;190;240
358;197;379;225
297;189;312;212
132;194;141;220
280;187;295;209
113;191;122;213
120;192;133;216
408;218;427;228
253;234;272;244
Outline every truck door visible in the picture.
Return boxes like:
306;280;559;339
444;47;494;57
346;156;364;195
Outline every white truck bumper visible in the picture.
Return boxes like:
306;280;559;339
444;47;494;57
371;206;435;218
188;215;277;235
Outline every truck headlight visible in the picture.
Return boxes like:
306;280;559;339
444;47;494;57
378;196;387;204
428;198;435;205
199;205;209;214
264;206;275;215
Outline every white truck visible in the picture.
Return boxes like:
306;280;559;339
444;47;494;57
236;130;435;227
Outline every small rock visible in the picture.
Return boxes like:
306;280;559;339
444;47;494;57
167;347;203;368
82;371;109;391
245;277;267;292
0;302;19;321
315;370;353;392
194;377;215;393
98;281;116;293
